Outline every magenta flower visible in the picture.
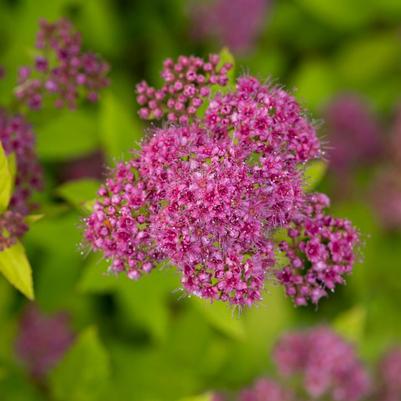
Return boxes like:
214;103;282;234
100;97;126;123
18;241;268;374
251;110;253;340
191;0;270;54
136;54;232;123
15;305;74;379
85;63;359;306
15;18;109;110
273;326;371;401
0;109;42;215
276;193;359;306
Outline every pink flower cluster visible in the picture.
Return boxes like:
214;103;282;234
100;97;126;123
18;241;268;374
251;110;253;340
277;193;359;306
377;348;401;401
136;54;232;123
372;104;401;230
0;211;28;251
0;109;42;215
15;18;109;110
324;94;382;174
85;60;359;306
15;305;74;379
191;0;270;54
273;327;371;401
239;378;294;401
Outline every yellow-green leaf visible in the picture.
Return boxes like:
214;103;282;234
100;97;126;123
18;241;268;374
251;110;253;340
50;327;110;401
178;394;213;401
56;179;100;212
192;298;245;340
302;160;327;191
0;142;13;211
333;306;366;343
0;240;34;300
25;214;44;224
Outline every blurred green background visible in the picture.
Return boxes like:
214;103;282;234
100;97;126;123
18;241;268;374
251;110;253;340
1;0;401;400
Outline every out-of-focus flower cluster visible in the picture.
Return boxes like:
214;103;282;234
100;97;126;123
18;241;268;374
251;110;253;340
212;326;401;401
376;348;401;401
372;104;401;230
273;327;370;401
15;18;109;110
15;305;74;380
136;54;232;123
85;56;360;307
0;210;28;251
190;0;270;54
324;94;382;175
0;109;42;215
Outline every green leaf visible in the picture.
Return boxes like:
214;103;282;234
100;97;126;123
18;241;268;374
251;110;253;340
336;33;401;87
292;60;337;111
100;92;143;162
50;327;110;401
302;160;327;191
56;179;100;211
192;298;245;340
0;241;34;300
37;111;99;161
77;255;119;294
177;394;213;401
295;0;373;29
0;142;13;211
333;306;366;343
25;214;44;224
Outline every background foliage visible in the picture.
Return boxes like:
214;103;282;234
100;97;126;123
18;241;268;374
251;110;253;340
1;0;401;400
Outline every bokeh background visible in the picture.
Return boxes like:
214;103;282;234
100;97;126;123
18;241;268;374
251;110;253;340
1;0;401;400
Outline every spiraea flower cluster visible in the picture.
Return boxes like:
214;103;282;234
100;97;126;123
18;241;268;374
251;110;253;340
276;193;359;305
372;104;401;230
15;18;109;110
0;109;42;215
85;54;359;307
273;327;371;401
376;348;401;401
214;326;383;401
324;94;382;174
239;378;294;401
191;0;270;54
136;54;232;123
15;305;74;379
0;211;28;251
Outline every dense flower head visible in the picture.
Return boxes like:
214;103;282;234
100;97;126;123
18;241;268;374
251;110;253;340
136;54;232;123
276;193;359;306
15;18;109;110
273;326;371;401
205;76;321;164
84;158;163;279
191;0;270;54
376;348;401;401
239;378;295;401
0;109;42;215
85;69;359;306
0;210;28;251
15;305;74;379
324;94;382;173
